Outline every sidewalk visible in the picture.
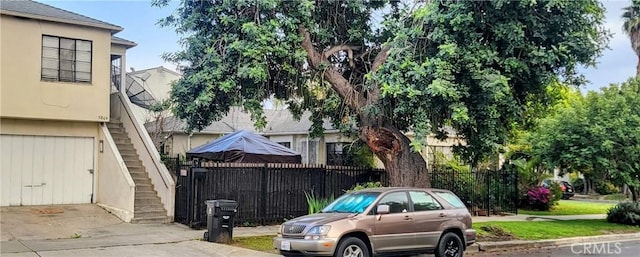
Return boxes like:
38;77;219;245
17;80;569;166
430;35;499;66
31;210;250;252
0;204;629;257
0;205;280;257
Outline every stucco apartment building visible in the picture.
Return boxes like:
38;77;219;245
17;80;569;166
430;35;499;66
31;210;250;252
0;0;174;223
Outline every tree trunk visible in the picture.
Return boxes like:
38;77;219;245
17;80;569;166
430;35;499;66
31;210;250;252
637;55;640;77
359;118;430;188
630;185;639;202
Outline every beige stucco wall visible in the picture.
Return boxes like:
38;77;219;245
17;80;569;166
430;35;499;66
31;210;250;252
96;124;135;222
167;133;221;157
267;135;294;146
0;118;99;137
0;15;112;122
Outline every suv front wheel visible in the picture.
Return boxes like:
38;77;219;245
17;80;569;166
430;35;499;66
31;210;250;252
334;237;369;257
435;232;463;257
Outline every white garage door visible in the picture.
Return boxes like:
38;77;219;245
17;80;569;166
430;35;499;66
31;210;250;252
1;135;94;206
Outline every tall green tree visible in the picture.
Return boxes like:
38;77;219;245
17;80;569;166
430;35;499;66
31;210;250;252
532;78;640;201
623;0;640;76
154;0;608;187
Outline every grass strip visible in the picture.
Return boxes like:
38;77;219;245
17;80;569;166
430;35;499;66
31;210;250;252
475;219;640;240
518;200;616;216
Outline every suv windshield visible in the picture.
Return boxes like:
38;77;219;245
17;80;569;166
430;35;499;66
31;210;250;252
322;191;380;214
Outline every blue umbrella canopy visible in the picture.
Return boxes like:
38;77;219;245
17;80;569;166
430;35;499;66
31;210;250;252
187;130;302;163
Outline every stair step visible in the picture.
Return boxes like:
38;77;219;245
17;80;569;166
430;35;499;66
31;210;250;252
119;148;137;154
135;203;164;210
136;191;159;198
131;217;168;224
124;158;142;164
130;173;149;180
133;179;152;186
135;205;165;212
135;184;154;190
123;157;142;163
128;167;144;173
109;121;168;224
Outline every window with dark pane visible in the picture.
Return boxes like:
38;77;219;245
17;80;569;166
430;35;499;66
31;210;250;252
327;142;360;166
277;142;291;149
41;35;92;83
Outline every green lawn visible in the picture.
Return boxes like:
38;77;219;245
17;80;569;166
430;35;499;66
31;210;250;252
475;219;640;240
518;200;616;215
230;235;278;254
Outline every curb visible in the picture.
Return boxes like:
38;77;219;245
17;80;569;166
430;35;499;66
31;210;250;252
467;232;640;253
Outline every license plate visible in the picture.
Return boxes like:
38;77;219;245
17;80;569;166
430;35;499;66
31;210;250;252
281;240;291;251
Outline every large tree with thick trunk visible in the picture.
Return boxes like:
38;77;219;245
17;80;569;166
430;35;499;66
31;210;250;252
153;0;608;187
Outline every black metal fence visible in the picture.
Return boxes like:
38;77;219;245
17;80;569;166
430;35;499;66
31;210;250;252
164;158;517;228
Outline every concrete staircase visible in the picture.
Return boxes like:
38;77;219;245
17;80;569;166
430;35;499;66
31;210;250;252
107;122;168;224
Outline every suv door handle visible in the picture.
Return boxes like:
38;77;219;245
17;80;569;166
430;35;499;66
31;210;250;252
439;213;447;218
404;215;412;220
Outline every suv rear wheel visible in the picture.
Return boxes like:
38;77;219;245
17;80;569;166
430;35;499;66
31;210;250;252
435;232;463;257
334;237;369;257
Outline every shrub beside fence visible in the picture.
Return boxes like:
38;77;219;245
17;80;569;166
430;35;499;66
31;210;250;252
164;158;517;228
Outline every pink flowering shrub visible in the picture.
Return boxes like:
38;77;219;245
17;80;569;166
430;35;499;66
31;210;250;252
526;186;553;210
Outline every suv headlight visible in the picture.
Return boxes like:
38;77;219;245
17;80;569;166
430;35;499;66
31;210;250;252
304;225;331;240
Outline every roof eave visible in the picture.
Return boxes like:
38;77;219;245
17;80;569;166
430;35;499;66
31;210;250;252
112;40;137;48
1;10;123;33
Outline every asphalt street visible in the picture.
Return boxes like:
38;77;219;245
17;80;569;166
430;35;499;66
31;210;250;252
470;239;640;257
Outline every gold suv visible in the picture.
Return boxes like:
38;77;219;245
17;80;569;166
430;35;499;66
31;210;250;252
273;187;476;257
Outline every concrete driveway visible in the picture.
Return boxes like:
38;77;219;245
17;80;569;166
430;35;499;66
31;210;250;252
1;204;280;257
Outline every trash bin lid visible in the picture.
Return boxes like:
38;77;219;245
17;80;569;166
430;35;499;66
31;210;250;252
206;199;238;208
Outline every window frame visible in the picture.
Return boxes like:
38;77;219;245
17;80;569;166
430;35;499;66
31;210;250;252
409;190;444;212
41;35;93;83
276;142;291;149
372;191;411;214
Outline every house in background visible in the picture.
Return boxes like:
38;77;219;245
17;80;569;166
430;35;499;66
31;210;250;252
0;0;174;223
125;66;181;124
146;107;350;165
147;107;464;168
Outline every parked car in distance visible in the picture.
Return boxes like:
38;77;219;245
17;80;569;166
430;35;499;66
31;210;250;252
273;187;476;257
541;179;575;200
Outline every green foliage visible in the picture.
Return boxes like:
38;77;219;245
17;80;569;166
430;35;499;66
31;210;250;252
155;0;610;177
346;181;382;193
548;181;564;204
432;152;470;173
607;202;640;226
342;141;376;168
572;178;585;193
594;181;619;195
531;78;640;200
303;190;334;215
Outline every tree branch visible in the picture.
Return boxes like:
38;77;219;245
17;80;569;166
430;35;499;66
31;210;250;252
324;45;359;68
366;45;390;105
299;26;365;109
371;45;390;72
323;45;360;58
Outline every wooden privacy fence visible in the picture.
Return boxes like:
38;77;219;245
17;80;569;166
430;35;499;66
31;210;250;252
165;159;518;228
172;161;387;228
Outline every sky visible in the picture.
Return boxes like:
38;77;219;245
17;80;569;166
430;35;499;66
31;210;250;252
40;0;636;93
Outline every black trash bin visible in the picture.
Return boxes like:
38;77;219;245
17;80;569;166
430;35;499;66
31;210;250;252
203;199;238;243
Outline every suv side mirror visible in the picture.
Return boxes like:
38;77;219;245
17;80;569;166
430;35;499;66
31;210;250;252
377;205;390;214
